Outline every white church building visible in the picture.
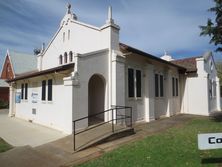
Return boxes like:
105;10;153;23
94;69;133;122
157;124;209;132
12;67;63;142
6;5;221;134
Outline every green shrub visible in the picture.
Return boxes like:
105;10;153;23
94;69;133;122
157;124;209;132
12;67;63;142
0;100;9;109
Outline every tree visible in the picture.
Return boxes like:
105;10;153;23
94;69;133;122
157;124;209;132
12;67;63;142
200;0;222;52
216;62;222;84
33;48;41;55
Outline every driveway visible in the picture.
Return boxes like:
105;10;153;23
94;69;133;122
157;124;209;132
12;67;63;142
0;109;67;147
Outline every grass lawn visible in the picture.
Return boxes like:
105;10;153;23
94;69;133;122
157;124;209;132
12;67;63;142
77;117;222;167
0;138;12;153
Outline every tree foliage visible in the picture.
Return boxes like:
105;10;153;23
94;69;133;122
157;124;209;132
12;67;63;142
33;48;41;55
216;62;222;85
200;0;222;52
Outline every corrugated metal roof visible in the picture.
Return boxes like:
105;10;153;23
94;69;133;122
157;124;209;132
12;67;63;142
9;51;37;75
0;79;9;87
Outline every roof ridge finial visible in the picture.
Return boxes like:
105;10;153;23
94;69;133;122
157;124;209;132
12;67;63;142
106;6;114;24
67;3;71;14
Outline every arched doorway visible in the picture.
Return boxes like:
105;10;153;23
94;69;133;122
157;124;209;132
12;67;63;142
88;74;105;125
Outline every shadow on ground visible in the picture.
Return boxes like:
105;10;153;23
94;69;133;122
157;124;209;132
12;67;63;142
209;112;222;122
202;157;222;164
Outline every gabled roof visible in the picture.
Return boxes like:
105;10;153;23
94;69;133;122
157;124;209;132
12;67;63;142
119;43;186;72
0;79;9;87
171;56;201;73
9;51;37;76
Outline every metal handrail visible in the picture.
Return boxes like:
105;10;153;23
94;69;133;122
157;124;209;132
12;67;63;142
73;105;132;151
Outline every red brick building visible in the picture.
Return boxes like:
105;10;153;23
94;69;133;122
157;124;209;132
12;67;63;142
0;50;37;104
0;80;9;103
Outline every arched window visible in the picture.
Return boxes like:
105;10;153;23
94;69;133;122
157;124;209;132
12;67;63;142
68;30;70;40
63;32;65;42
69;51;73;62
64;52;68;63
59;55;63;65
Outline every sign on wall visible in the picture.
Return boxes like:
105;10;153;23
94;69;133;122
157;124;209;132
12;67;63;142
15;92;21;103
31;92;38;103
198;133;222;150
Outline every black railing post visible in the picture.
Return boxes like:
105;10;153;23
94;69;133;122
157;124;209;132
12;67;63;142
112;109;114;133
73;121;76;151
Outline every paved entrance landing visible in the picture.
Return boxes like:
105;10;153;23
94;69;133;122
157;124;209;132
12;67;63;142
0;109;67;147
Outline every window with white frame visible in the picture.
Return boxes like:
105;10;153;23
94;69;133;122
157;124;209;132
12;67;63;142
21;83;24;99
172;77;179;97
128;68;142;98
209;79;212;98
59;55;63;65
68;30;70;40
213;80;216;97
41;79;53;102
41;80;46;101
69;51;73;62
21;83;28;100
155;73;164;97
48;79;53;101
63;32;65;42
64;52;68;63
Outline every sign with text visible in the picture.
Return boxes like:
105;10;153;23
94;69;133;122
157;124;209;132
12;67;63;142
198;133;222;150
15;92;21;103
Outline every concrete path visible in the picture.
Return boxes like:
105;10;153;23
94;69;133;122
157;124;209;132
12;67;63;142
0;113;202;167
0;109;67;147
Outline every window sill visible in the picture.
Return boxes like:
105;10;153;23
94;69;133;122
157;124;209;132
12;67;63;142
128;97;143;100
41;101;53;104
155;97;165;100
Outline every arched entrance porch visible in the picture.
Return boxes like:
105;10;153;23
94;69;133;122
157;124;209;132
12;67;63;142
88;74;105;125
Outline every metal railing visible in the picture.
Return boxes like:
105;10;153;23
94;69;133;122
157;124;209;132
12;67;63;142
73;105;132;151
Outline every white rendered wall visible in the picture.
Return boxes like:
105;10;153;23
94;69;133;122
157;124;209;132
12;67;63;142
182;73;209;115
181;53;220;116
41;19;119;70
14;74;73;134
72;50;109;129
125;54;181;122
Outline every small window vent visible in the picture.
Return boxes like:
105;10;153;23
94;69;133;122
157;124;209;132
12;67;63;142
32;108;36;115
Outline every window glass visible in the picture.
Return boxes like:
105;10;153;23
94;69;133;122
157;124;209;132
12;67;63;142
48;79;53;101
128;68;134;97
160;75;164;97
172;77;175;96
68;30;70;40
69;51;73;62
42;80;46;101
59;55;63;65
25;83;28;100
64;52;68;63
21;84;24;99
176;78;178;96
136;70;141;97
63;32;65;42
155;74;159;97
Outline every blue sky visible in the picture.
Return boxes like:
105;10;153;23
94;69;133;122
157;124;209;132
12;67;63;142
0;0;220;68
